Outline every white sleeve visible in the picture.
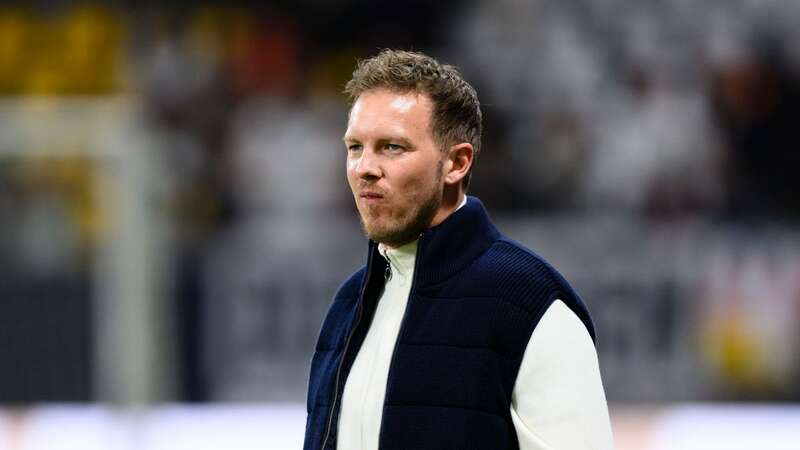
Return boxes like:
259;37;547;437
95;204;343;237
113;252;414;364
510;299;614;450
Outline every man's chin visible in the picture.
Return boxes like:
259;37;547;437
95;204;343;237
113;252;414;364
362;222;415;247
363;224;396;244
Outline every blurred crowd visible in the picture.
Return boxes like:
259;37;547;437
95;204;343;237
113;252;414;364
3;1;799;220
1;1;799;404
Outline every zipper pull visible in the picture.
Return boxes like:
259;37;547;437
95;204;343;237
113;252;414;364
381;246;392;282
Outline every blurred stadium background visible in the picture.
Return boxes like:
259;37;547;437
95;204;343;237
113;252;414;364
1;1;799;448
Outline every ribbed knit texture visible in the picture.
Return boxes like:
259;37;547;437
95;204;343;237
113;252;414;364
304;196;594;450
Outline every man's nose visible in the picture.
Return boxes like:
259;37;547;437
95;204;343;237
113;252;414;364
355;148;382;179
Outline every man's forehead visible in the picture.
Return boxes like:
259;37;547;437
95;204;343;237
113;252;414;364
344;89;436;143
353;89;430;111
349;89;432;126
388;94;418;113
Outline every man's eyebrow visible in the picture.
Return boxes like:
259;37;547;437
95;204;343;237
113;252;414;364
383;136;413;147
342;135;413;146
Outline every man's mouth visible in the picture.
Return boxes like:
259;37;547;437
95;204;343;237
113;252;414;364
360;191;385;203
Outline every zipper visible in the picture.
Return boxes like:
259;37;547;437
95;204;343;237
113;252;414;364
383;247;392;282
376;237;423;443
320;246;377;450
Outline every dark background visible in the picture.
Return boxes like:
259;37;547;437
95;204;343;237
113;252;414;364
1;0;799;407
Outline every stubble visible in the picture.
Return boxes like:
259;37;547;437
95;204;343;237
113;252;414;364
358;159;443;247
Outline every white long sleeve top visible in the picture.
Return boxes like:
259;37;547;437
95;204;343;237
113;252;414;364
338;204;614;450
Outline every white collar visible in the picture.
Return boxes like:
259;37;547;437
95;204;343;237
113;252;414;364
378;239;418;277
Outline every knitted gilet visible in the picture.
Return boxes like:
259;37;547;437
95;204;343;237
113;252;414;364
304;196;595;450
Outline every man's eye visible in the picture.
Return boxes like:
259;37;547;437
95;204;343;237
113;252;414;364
347;144;362;152
386;144;403;152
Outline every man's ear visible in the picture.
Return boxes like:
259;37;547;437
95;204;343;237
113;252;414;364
443;143;474;186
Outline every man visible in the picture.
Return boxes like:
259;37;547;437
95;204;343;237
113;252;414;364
304;50;613;450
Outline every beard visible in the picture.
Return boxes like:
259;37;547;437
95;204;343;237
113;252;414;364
357;163;443;248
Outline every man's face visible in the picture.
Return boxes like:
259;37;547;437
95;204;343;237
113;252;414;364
344;89;446;247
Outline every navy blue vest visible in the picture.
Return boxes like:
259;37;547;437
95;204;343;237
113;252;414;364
304;196;595;450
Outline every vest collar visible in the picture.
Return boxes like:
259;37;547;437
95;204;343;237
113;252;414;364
367;196;500;288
